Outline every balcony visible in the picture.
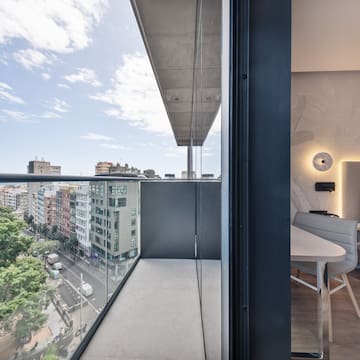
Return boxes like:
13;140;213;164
0;175;221;360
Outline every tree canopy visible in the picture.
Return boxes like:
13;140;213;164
30;240;59;257
0;207;33;267
0;207;50;343
0;257;47;320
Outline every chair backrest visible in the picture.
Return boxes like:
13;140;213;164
294;212;358;276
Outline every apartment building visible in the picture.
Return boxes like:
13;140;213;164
95;161;113;175
75;184;92;256
37;187;57;228
0;185;28;217
56;184;78;239
89;181;139;261
27;158;61;217
95;161;141;176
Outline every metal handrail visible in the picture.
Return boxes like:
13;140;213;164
0;173;145;183
0;173;221;183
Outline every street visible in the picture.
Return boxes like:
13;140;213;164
56;250;109;311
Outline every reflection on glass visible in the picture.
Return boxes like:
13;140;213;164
192;0;222;359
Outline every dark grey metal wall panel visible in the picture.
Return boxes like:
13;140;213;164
248;0;291;358
140;182;196;258
197;182;221;260
140;181;221;259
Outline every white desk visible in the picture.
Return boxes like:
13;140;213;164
291;225;346;360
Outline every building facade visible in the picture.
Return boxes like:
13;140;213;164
89;181;139;261
75;184;92;256
56;185;78;239
38;188;56;228
27;158;61;218
0;185;28;217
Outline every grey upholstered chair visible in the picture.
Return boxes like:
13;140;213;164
292;211;360;342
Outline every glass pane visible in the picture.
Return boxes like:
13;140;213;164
0;179;140;359
192;0;222;359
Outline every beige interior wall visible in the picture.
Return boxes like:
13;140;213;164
292;0;360;72
291;71;360;218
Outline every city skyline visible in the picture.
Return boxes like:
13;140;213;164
0;0;221;177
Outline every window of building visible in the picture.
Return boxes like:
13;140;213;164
131;229;136;236
95;207;104;215
117;198;127;207
114;240;119;252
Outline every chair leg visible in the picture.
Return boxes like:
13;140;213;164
328;279;333;343
294;269;301;287
342;274;360;318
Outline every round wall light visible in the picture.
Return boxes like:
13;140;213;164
313;152;333;171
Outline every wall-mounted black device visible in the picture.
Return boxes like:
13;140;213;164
315;182;335;192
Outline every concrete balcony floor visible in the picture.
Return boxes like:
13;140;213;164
81;259;221;360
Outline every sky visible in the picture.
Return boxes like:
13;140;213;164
0;0;221;177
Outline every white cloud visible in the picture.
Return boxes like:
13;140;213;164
0;0;108;54
99;143;126;150
42;111;61;119
90;53;172;135
41;72;51;80
48;98;70;113
2;109;38;123
58;83;70;89
64;67;101;87
13;48;53;69
0;54;8;65
104;108;120;117
81;132;113;141
0;82;24;104
164;147;187;158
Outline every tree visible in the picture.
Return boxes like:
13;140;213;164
38;224;50;238
14;294;47;344
30;240;59;257
43;344;58;360
69;234;78;254
24;214;34;225
0;207;33;267
0;257;47;321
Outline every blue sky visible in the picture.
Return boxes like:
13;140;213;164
0;0;220;177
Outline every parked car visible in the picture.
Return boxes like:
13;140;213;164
52;262;63;270
80;283;93;297
47;253;59;265
49;269;60;279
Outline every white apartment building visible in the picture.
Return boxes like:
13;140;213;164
27;159;61;218
89;181;139;261
76;184;92;256
0;185;28;217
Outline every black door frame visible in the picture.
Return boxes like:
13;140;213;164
223;0;291;359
